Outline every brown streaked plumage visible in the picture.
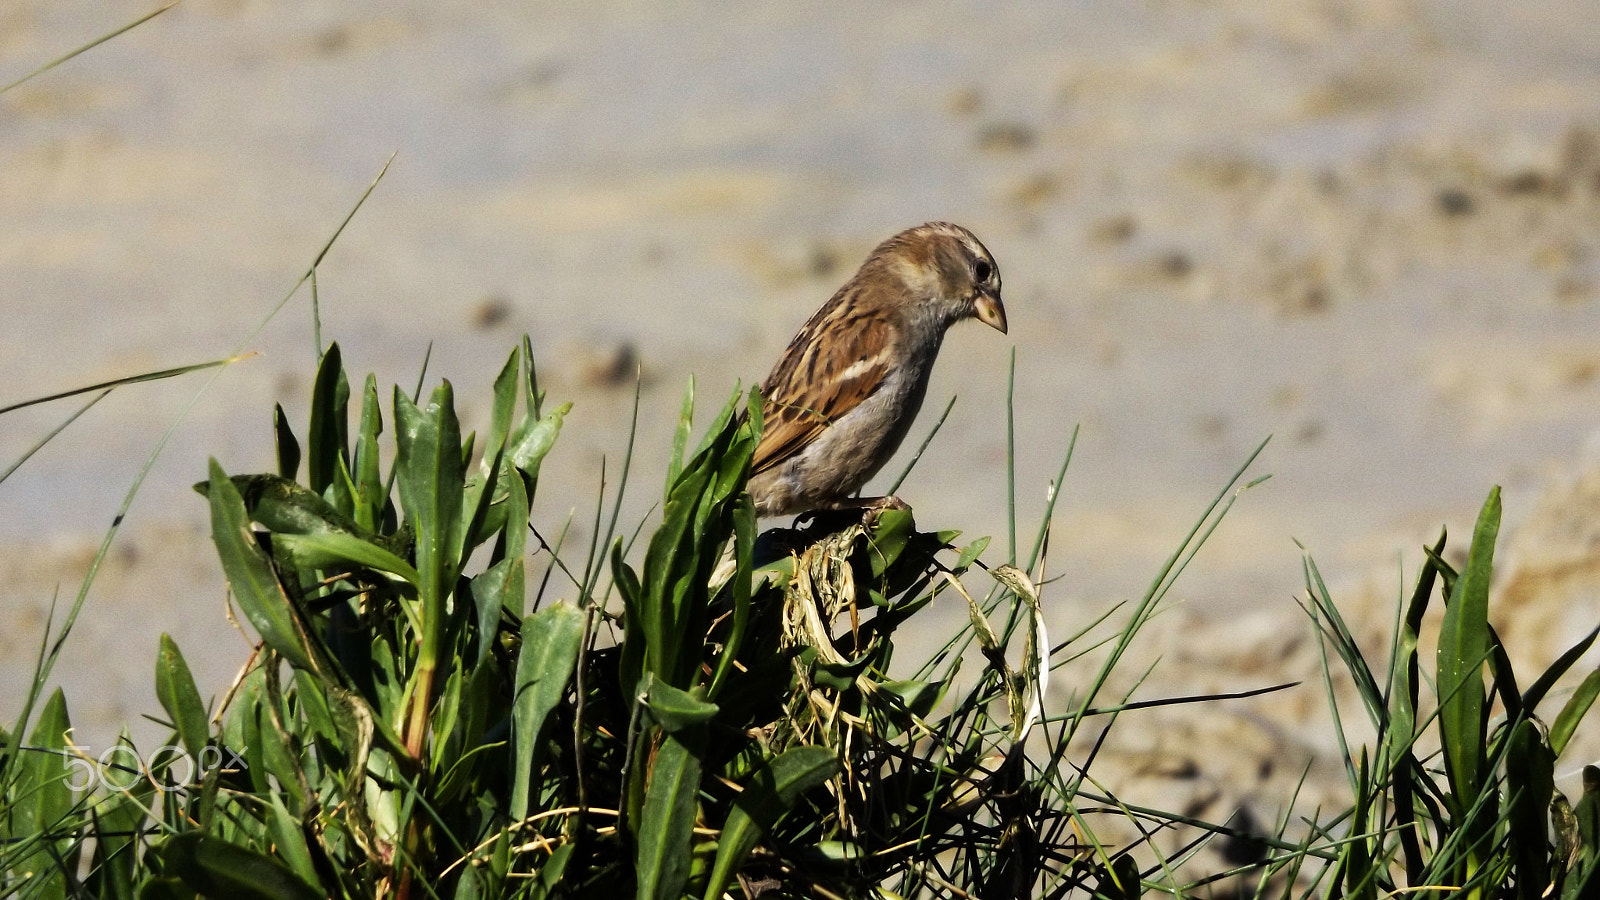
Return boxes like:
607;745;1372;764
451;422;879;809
748;222;1007;518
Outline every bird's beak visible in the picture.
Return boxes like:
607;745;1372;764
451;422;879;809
973;289;1008;334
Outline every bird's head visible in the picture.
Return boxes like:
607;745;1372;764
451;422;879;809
869;221;1007;334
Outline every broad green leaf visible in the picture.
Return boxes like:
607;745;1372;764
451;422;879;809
460;458;505;563
1505;719;1555;900
953;536;991;573
306;342;350;498
1576;767;1600;869
1095;854;1143;900
692;384;741;458
868;507;916;577
877;678;948;721
351;374;385;532
237;690;272;796
266;791;320;888
12;689;75;898
470;557;521;667
135;877;193;900
510;602;584;821
1437;487;1500;805
453;863;492;900
529;842;574;900
220;665;264;771
192;473;364;538
434;663;501;802
273;402;301;480
702;746;839;900
614;545;647;697
254;698;305;816
520;334;545;417
272;531;420;586
640;673;719;732
667;376;695;492
155;634;209;758
394;382;466;613
482;347;521;477
500;461;530;580
156;832;324;900
508;401;570;482
206;460;316;672
86;776;152;900
632;393;746;691
635;727;704;900
292;670;339;746
429;663;467;774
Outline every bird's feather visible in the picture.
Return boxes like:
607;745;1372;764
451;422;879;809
752;304;893;476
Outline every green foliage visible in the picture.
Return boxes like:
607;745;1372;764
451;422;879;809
4;342;1599;900
1299;487;1600;900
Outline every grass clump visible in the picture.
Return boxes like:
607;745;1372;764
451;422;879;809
5;8;1598;896
1;337;1596;900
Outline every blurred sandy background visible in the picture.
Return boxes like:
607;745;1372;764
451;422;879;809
4;0;1600;840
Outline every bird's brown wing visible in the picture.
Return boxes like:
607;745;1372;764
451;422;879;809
751;311;891;476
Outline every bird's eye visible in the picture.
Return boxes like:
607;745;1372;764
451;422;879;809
973;259;992;282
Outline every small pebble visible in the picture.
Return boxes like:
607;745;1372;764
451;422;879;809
1436;187;1475;216
473;296;511;329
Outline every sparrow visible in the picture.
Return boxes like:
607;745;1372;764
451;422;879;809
748;222;1008;518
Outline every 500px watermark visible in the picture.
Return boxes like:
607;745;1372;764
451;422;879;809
55;744;248;793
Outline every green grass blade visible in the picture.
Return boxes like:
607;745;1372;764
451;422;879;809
1522;624;1600;716
707;493;755;699
85;777;150;899
886;394;956;495
1025;423;1078;574
1006;347;1017;564
521;333;545;418
1387;530;1446;884
590;373;643;600
17;160;393;743
0;356;240;417
1551;666;1600;757
0;1;179;94
0;389;108;487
